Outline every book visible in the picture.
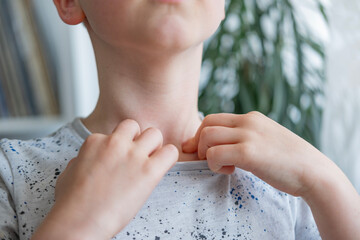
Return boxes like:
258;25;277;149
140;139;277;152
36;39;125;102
0;0;34;117
0;58;10;117
0;1;27;117
0;0;60;118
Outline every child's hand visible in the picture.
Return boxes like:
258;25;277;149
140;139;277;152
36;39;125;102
182;112;360;240
182;112;329;197
33;119;178;240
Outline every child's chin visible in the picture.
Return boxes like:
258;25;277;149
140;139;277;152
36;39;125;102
147;22;202;51
153;34;205;55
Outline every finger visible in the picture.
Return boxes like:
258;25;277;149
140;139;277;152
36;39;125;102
197;126;244;160
135;127;163;157
217;166;236;175
112;119;141;141
58;158;77;181
148;144;179;176
182;113;240;153
206;144;253;173
79;134;107;160
64;157;79;174
67;158;77;168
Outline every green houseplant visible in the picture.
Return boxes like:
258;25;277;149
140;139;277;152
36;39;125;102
199;0;326;148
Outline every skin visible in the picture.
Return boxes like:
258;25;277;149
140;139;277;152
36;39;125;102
182;112;360;240
31;120;179;240
31;0;360;239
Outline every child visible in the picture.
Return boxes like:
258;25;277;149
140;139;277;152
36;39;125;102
1;0;359;239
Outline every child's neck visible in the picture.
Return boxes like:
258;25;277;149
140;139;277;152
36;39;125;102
83;39;205;162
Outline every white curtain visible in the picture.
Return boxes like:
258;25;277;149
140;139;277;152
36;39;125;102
321;0;360;192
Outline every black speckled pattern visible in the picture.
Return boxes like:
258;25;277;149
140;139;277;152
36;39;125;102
0;118;320;240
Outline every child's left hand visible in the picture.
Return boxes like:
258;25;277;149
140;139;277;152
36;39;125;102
182;111;331;198
182;112;360;240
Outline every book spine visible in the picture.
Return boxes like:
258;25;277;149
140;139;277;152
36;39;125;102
0;67;10;118
11;0;60;116
0;1;27;117
0;0;61;118
0;5;11;118
5;0;37;116
27;1;60;115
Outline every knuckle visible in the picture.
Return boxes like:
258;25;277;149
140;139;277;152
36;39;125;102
203;114;216;124
84;133;102;145
165;144;179;157
142;161;163;181
121;119;140;133
240;143;251;156
152;144;179;163
147;127;163;140
203;126;216;136
239;143;255;162
206;146;218;160
164;144;180;163
200;126;214;141
80;134;103;156
241;112;261;126
106;134;122;149
122;118;140;127
246;111;264;122
142;161;156;175
96;152;113;168
126;147;145;161
126;148;137;160
248;111;262;117
242;128;256;141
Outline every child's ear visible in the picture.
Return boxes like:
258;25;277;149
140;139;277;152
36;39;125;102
53;0;85;25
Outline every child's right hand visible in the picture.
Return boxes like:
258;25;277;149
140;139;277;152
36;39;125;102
32;119;179;240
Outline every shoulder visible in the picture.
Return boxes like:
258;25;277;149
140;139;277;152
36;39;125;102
230;168;309;215
0;121;83;188
230;168;319;237
230;168;291;200
0;121;83;160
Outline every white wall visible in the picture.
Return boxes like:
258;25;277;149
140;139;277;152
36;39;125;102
293;0;360;193
32;0;75;120
321;0;360;192
69;25;99;118
32;0;99;119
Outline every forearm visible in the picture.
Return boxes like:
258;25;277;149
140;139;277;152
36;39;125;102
31;203;109;240
303;158;360;240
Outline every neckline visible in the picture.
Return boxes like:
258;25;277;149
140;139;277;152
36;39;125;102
70;113;210;172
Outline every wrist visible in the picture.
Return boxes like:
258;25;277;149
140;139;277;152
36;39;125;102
301;154;352;205
299;156;360;240
32;203;110;240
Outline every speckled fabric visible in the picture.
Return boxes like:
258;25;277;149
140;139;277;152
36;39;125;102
0;117;320;240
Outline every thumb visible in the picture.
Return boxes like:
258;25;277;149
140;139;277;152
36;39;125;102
64;157;77;171
182;137;198;153
182;120;207;153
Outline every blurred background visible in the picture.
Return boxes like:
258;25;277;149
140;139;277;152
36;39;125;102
0;0;359;192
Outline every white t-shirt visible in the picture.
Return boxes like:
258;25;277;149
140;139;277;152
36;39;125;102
0;118;320;240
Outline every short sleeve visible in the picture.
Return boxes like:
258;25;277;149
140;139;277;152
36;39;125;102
0;147;19;240
294;197;321;240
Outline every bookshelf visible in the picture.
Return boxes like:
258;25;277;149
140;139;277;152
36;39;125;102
0;0;99;139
